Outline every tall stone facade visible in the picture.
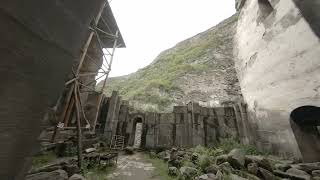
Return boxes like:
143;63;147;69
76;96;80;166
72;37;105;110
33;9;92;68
234;0;320;161
97;91;249;149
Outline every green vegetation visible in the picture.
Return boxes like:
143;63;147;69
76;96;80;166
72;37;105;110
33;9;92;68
146;138;270;179
31;151;57;168
144;154;178;180
98;14;239;112
218;138;270;155
83;160;116;180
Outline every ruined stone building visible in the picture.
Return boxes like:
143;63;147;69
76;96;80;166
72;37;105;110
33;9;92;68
93;91;247;150
1;0;320;178
234;0;320;162
93;0;320;163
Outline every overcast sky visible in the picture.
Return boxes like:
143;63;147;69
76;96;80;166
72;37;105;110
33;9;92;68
108;0;236;77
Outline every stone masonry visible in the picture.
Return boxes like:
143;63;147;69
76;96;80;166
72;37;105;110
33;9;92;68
96;91;249;149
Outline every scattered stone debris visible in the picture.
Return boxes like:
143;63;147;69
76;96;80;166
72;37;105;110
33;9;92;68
26;169;68;180
68;174;86;180
149;145;320;180
168;166;178;176
124;146;135;155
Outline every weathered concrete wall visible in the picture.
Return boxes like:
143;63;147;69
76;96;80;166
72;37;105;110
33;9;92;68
234;0;320;159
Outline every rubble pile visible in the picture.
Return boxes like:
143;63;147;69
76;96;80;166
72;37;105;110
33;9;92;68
152;147;320;180
28;129;117;180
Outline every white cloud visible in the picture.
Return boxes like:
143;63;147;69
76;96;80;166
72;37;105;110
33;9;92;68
109;0;236;77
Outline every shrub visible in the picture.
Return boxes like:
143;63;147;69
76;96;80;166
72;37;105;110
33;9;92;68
218;138;264;155
198;155;211;172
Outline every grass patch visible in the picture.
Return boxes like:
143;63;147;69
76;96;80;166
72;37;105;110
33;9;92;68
83;162;116;180
31;151;57;168
143;154;178;180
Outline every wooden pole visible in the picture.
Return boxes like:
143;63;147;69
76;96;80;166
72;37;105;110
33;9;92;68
76;1;107;75
63;96;75;126
51;84;75;142
91;31;119;132
74;82;83;169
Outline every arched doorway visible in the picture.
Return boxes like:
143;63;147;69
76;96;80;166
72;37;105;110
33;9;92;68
130;116;145;148
290;106;320;162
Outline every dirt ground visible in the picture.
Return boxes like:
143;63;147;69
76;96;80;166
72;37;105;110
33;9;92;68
106;153;159;180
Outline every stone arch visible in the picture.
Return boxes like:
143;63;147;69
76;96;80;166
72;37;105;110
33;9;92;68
128;114;146;147
290;105;320;162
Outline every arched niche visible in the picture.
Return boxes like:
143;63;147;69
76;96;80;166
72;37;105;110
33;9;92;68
290;106;320;162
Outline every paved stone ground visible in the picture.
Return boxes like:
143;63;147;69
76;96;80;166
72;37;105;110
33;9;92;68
107;153;159;180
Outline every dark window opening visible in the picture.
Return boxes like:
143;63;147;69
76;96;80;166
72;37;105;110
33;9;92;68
290;106;320;162
258;0;274;22
290;106;320;127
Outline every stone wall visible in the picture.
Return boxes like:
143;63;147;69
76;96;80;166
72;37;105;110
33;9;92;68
234;0;320;160
97;91;249;149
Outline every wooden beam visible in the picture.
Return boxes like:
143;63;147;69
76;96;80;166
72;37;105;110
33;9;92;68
74;82;83;169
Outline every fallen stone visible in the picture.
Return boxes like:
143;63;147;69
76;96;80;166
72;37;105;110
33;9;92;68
177;150;186;157
84;148;96;154
218;162;233;174
233;169;260;180
205;164;220;174
195;173;217;180
274;169;311;180
91;143;100;149
157;150;170;161
290;162;320;173
62;164;80;177
124;147;134;155
192;153;199;163
168;166;178;176
168;158;182;168
216;170;223;180
247;163;258;175
216;154;229;165
227;149;246;169
68;174;85;180
229;174;248;180
258;167;276;180
29;165;63;175
286;168;311;180
312;170;320;177
180;166;199;179
275;163;291;172
83;132;96;139
26;169;68;180
245;155;273;171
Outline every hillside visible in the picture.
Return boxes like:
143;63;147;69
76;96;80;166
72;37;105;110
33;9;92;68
97;14;242;112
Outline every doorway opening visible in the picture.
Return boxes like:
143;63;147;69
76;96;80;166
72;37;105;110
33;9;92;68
290;106;320;162
132;117;143;148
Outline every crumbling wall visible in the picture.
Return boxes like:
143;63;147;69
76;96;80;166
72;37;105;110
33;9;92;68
98;91;244;149
234;0;320;160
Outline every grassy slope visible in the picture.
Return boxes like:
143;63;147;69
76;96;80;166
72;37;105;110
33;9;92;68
98;14;239;112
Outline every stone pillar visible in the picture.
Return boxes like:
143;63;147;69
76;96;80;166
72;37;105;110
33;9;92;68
145;113;156;148
233;104;245;142
173;106;188;147
103;91;119;143
215;107;227;139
